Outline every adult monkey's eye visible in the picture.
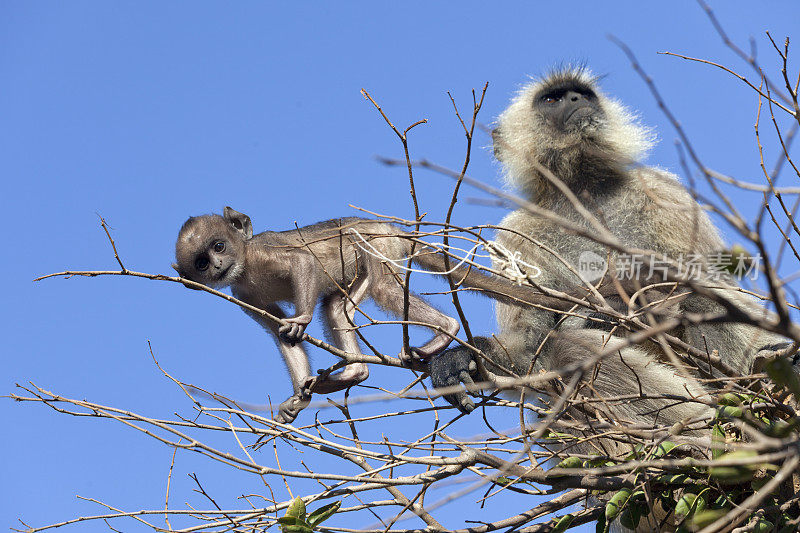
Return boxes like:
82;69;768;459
542;94;561;104
195;256;210;271
213;241;225;253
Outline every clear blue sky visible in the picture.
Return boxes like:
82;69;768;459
4;2;799;531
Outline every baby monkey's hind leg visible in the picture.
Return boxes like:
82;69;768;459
311;276;371;394
365;257;459;363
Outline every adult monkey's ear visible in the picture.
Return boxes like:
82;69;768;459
491;126;504;159
223;206;253;239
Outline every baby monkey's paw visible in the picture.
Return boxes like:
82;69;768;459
278;315;312;346
398;346;439;366
275;393;311;424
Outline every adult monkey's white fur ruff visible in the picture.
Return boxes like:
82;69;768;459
496;66;656;197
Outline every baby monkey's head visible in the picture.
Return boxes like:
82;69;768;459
173;206;252;288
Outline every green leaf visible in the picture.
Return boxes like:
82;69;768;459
715;405;744;419
764;419;793;438
766;358;800;399
629;489;646;501
584;456;616;468
717;392;744;406
551;513;574;533
675;492;706;518
711;424;726;460
709;465;752;484
542;430;577;440
556;456;583;469
278;516;313;533
605;488;632;522
652;441;676;458
710;492;731;510
549;456;583;476
690;509;727;529
709;450;758;484
751;518;775;533
306;501;342;528
627;443;645;460
655;473;690;485
280;526;313;533
619;504;642;530
285;497;307;520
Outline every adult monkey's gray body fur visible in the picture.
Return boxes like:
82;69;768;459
174;209;606;423
430;67;787;526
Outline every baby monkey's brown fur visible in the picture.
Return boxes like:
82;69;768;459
175;207;599;423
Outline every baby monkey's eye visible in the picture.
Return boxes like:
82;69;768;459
195;256;210;271
213;241;225;253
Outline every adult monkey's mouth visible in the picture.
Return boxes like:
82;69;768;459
565;105;594;126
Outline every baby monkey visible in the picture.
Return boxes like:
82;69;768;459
174;208;504;422
174;207;615;422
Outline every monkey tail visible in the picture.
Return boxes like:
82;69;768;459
411;248;592;312
347;225;481;276
345;224;602;312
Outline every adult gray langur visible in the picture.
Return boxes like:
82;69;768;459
430;66;789;447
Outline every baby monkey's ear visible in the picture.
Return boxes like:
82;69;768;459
223;206;253;239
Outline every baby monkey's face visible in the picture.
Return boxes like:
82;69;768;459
174;215;245;288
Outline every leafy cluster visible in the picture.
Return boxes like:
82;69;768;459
547;363;800;532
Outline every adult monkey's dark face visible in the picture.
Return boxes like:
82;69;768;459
534;81;603;132
490;67;655;195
